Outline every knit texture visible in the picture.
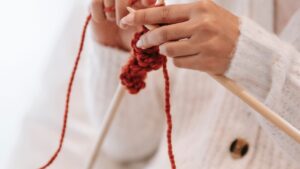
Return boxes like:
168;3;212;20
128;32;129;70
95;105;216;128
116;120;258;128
7;1;300;169
120;27;166;94
226;16;300;162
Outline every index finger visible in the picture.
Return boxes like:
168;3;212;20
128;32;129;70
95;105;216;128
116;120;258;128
120;4;191;26
116;0;128;26
116;0;156;27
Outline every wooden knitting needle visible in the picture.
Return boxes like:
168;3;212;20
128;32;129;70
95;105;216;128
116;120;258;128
126;6;300;143
86;1;300;168
86;84;126;169
85;2;166;169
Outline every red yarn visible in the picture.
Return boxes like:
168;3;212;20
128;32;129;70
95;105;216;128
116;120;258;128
40;13;176;169
120;27;166;94
120;27;177;169
104;6;116;13
39;14;92;169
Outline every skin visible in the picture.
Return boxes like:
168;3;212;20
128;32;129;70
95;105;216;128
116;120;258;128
120;0;240;74
90;0;156;51
91;0;240;75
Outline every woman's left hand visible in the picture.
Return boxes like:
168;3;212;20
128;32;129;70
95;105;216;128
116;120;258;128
120;0;239;74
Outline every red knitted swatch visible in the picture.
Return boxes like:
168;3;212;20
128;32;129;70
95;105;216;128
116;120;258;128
120;27;176;169
40;14;176;169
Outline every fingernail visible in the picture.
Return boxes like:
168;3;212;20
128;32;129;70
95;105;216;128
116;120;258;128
126;7;135;13
120;24;129;29
121;13;134;25
136;39;143;48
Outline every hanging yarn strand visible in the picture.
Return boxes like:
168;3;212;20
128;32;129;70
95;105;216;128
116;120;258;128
162;61;177;169
39;14;92;169
40;13;177;169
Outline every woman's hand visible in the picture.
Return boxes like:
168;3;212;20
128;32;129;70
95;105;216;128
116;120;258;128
90;0;156;51
100;0;156;24
120;0;239;74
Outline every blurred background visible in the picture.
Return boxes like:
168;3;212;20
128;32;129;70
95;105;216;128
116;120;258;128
0;0;79;167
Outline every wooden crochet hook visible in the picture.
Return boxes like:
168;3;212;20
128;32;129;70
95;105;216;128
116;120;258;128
86;84;126;169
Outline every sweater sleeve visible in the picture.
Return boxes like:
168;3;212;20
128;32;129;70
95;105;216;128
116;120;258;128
225;16;300;161
82;28;165;163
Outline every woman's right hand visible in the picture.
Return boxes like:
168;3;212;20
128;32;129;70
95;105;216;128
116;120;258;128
90;0;156;51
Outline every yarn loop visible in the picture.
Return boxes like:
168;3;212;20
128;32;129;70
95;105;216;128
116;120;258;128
120;27;166;94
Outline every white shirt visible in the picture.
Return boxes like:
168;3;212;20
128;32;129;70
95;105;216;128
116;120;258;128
7;0;300;169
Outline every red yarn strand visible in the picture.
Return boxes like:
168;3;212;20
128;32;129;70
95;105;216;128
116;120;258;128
41;14;177;169
120;27;177;169
162;61;176;169
39;14;92;169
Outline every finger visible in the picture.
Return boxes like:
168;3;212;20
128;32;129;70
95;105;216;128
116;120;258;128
137;21;192;48
116;0;145;28
103;0;116;21
140;0;156;6
159;40;199;57
116;0;133;27
121;4;191;26
90;0;105;23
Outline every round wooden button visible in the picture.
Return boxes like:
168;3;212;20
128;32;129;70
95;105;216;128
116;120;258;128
229;138;249;159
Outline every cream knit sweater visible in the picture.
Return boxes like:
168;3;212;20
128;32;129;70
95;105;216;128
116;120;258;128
8;0;300;169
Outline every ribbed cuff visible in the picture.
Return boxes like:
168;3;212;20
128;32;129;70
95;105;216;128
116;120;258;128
225;16;276;100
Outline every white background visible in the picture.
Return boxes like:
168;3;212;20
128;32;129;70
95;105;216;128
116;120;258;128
0;0;76;167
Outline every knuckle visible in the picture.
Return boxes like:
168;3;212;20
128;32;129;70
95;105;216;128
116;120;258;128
132;12;138;22
159;29;169;42
194;21;218;37
161;7;170;22
136;11;147;23
142;11;147;23
200;17;217;31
